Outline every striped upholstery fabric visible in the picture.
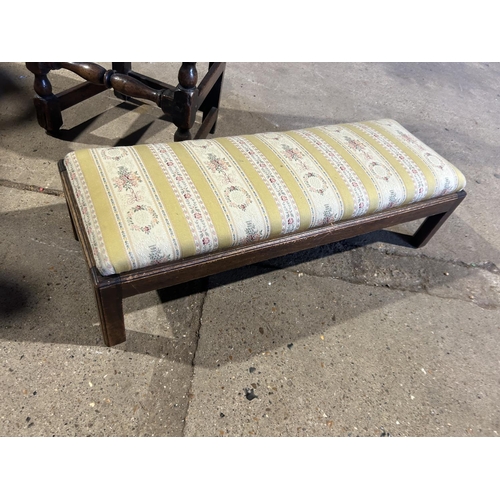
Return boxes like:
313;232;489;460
63;119;467;276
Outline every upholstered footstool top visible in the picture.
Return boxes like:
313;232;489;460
63;119;466;276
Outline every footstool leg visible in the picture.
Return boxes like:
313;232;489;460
410;193;466;248
94;282;126;347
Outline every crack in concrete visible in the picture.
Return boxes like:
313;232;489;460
29;237;85;256
376;248;499;275
0;178;64;197
181;288;208;436
256;253;499;310
421;288;499;310
256;240;499;276
258;257;498;283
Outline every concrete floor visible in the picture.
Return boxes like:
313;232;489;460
0;62;499;437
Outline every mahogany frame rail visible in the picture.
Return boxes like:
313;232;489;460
26;62;225;141
58;158;466;347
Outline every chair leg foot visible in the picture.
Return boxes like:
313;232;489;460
174;127;192;142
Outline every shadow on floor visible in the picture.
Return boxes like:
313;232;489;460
2;199;486;364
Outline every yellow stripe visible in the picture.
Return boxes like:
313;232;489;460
133;145;195;258
167;142;233;249
307;127;381;214
74;149;130;273
244;135;312;230
215;137;284;238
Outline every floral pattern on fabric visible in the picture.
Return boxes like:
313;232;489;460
244;221;264;243
126;204;159;234
228;136;301;234
148;244;169;265
370;119;461;196
112;165;144;205
317;125;409;211
350;122;428;201
65;152;116;276
293;129;371;217
101;147;129;161
255;131;344;227
149;144;219;254
223;185;252;211
183;139;272;246
112;166;141;192
63;119;466;276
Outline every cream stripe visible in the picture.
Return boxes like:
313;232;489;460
96;147;183;271
131;146;181;256
292;129;379;219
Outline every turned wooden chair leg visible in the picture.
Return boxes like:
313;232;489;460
93;277;126;347
25;62;63;132
174;62;198;142
409;193;466;248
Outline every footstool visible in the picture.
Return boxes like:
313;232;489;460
59;119;467;346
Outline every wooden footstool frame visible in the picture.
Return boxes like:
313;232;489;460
58;158;466;347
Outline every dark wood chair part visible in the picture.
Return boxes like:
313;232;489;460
25;62;226;141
